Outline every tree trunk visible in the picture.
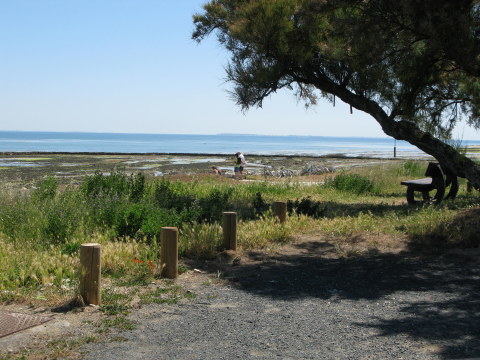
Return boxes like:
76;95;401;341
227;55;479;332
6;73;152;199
311;77;480;190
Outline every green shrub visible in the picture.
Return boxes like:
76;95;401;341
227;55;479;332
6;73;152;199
252;192;270;218
41;205;76;244
115;203;147;238
288;197;326;218
0;201;36;241
152;178;196;211
32;176;58;201
38;191;84;245
324;173;376;194
197;188;233;222
114;202;195;241
82;171;145;202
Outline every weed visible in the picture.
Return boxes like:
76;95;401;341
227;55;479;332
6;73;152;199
179;222;222;259
101;288;132;315
139;284;194;305
324;173;376;194
102;316;136;331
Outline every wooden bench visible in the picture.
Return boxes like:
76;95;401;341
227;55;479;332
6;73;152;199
401;162;458;204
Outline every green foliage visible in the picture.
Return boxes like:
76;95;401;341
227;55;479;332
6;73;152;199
252;192;270;217
100;288;132;315
139;285;191;305
32;176;58;201
2;161;480;304
41;203;77;244
102;316;136;331
395;160;423;177
82;171;145;202
114;203;147;239
114;202;188;241
197;188;234;222
324;173;376;194
152;178;196;211
288;197;326;218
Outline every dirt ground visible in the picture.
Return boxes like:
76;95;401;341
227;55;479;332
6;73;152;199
2;233;479;359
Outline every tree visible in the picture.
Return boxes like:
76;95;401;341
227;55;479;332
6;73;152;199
193;0;480;189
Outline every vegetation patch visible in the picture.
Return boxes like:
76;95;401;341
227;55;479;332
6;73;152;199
0;159;478;307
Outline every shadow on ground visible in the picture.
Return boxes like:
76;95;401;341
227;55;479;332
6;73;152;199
188;238;480;358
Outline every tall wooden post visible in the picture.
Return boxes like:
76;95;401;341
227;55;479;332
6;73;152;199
80;243;101;305
222;212;237;250
273;201;287;223
160;227;178;279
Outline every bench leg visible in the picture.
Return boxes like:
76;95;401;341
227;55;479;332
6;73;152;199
422;191;431;202
406;187;416;204
433;184;446;203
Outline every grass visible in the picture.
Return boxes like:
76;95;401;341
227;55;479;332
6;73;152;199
0;159;479;306
139;285;196;305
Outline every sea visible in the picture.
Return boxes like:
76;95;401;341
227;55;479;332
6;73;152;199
1;131;479;158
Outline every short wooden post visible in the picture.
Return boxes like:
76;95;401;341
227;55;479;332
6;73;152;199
222;212;237;250
160;227;178;279
80;243;101;305
273;201;287;223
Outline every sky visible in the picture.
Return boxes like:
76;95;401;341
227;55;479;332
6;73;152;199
1;0;479;140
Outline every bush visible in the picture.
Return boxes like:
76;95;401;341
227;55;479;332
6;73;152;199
252;192;270;218
32;176;58;201
288;197;326;218
324;173;376;194
197;188;233;222
114;202;195;241
39;191;84;245
153;178;196;212
115;203;147;239
82;171;145;202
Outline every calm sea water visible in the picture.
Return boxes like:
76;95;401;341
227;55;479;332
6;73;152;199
0;131;479;158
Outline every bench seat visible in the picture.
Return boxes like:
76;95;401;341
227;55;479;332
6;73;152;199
400;178;434;189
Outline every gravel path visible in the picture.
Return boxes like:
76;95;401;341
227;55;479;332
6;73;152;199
83;239;480;360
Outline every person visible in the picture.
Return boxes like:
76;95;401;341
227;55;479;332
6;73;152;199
211;166;222;175
234;152;246;179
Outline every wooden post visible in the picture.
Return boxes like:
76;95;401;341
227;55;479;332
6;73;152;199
80;243;101;305
273;201;287;223
160;227;178;279
222;212;237;250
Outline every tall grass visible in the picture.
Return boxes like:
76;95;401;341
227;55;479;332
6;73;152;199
1;161;479;302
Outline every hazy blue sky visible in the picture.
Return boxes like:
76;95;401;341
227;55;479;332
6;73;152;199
1;0;479;140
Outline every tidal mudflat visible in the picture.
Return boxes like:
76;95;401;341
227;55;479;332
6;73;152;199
0;152;405;188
